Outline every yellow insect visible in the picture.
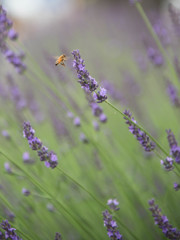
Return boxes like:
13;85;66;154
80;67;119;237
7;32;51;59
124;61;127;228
55;54;67;67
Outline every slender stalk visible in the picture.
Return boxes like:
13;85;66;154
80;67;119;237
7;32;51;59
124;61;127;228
57;166;105;208
0;149;96;239
105;100;169;156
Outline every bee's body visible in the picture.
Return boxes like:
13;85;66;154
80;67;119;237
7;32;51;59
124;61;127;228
55;54;67;67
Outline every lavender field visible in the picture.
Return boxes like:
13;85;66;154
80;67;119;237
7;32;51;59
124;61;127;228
0;0;180;239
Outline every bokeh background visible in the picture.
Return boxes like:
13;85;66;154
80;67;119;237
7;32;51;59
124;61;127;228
1;0;180;240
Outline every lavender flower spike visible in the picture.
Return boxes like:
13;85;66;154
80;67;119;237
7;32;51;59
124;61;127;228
149;199;180;239
72;50;98;92
103;199;123;240
103;210;123;240
55;232;62;240
1;219;23;240
123;110;156;152
23;121;58;169
166;129;180;164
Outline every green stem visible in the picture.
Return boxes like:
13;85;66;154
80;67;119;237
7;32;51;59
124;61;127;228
105;100;169;156
57;167;105;208
0;149;95;239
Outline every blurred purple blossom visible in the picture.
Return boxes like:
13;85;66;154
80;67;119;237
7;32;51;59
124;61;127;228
101;80;124;102
0;5;26;73
73;117;81;127
22;152;35;164
4;162;12;174
7;74;27;110
1;130;10;140
153;19;170;47
47;203;54;212
8;28;18;40
79;132;88;144
149;199;180;239
55;232;62;240
166;80;180;108
22;188;31;196
92;121;100;131
174;182;180;191
147;46;164;66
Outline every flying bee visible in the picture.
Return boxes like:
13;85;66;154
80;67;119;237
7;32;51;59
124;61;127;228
55;54;67;67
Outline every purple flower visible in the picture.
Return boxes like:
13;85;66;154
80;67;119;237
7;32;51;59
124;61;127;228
160;157;174;171
8;29;18;40
72;49;108;125
4;162;12;174
22;188;31;196
1;219;22;240
166;129;180;163
153;19;170;47
123;110;156;152
1;130;10;139
55;232;62;240
148;199;180;239
93;87;107;103
7;74;27;110
73;117;81;127
28;137;42;151
47;203;54;212
166;80;180;108
23;122;58;169
147;47;164;66
103;210;123;240
79;132;88;144
99;113;107;123
174;182;180;191
23;121;35;140
92;121;100;131
72;49;98;92
107;199;120;211
0;5;26;74
22;152;34;164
